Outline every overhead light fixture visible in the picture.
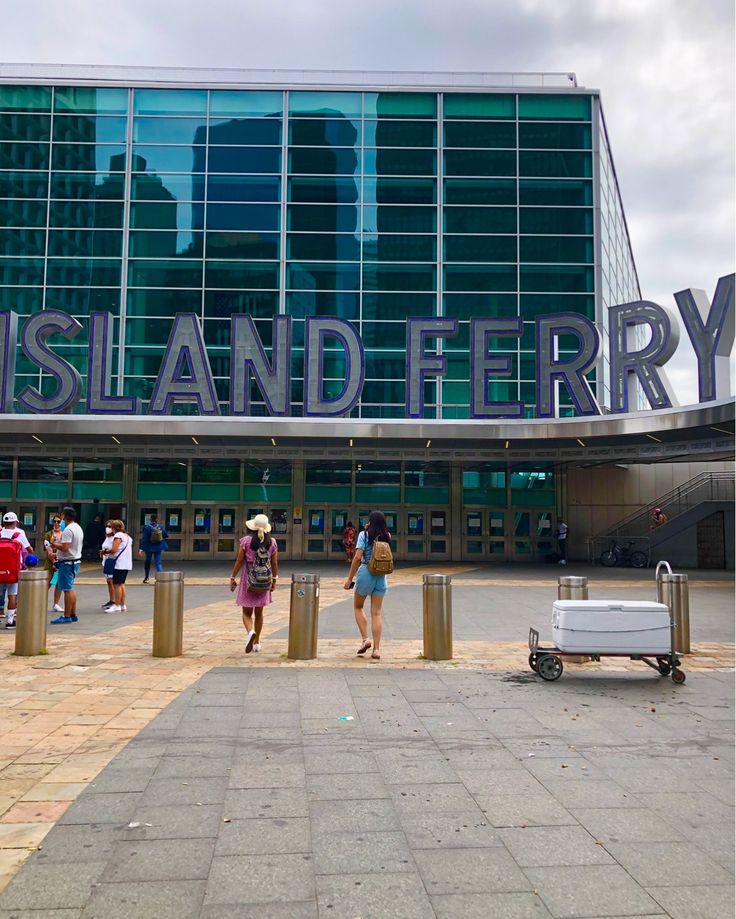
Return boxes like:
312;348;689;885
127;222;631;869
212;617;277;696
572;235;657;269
576;439;586;447
710;426;734;436
426;439;431;448
112;435;121;445
349;439;353;447
32;434;43;444
504;440;509;449
177;462;186;466
270;437;277;446
646;433;662;443
191;436;199;445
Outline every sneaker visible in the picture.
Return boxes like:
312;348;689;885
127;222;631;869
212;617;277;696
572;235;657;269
69;614;78;622
120;605;127;612
142;578;149;584
52;603;64;613
106;605;122;613
244;629;256;653
559;559;567;566
50;615;72;624
253;643;262;652
4;619;15;629
101;601;113;609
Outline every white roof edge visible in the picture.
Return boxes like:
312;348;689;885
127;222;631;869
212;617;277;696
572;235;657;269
0;62;586;91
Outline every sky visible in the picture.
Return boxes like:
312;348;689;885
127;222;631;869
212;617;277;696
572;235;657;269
1;0;733;405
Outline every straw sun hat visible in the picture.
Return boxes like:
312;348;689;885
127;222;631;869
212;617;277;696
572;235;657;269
246;513;272;539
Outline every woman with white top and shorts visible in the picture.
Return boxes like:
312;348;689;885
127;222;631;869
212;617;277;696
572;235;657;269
344;510;391;661
103;520;133;612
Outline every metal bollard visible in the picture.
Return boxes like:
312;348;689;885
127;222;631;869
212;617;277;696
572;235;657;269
288;573;320;660
558;576;589;662
558;575;588;600
423;574;452;661
152;571;184;658
657;571;690;654
15;569;49;656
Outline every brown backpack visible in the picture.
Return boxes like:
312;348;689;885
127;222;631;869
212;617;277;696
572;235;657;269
368;539;394;575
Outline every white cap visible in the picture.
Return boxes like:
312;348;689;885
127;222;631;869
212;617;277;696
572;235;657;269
2;512;18;523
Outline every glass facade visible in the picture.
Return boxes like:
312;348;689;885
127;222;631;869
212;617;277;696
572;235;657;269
0;80;638;419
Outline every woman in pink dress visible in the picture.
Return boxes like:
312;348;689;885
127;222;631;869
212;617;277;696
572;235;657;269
229;513;279;653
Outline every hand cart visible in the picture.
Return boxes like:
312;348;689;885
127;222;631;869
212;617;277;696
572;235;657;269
527;618;685;684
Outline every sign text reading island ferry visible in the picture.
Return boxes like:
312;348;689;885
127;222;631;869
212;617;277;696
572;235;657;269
0;274;732;419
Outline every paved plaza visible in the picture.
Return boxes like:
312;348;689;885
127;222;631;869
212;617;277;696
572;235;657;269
0;563;733;917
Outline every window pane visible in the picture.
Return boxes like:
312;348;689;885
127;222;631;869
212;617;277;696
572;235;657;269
128;259;202;288
205;231;279;260
287;176;360;203
129;200;199;230
362;292;436;320
47;229;123;258
444;264;516;292
0;229;46;257
520;293;594;320
45;287;120;313
0;257;44;284
363;205;435;234
48;199;124;229
138;461;189;482
208;146;280;173
134;89;207;116
519;179;592;206
206;203;280;231
518;122;591;149
132;116;206;144
367;177;436;204
520;206;592;234
289;147;359;175
128;230;202;258
130;172;202;201
209;117;282;145
73;461;123;481
0;171;49;198
444;293;517;320
205;289;279;318
287;262;360;291
205;261;279;289
0;199;48;227
210;90;283;117
444;94;515;119
444;178;516;205
518;94;591;121
53;115;128;144
520;236;593;263
444;235;516;263
444;206;516;234
444;149;516;177
288;203;359;233
519;151;592;178
132;145;202;173
0;142;49;171
0;85;52;111
363;119;436;147
52;144;126;172
127;287;202;315
363;148;436;176
54;87;128;114
364;93;437;118
289;91;362;118
443;121;516;148
207;174;280;202
17;459;68;480
306;461;351;485
362;263;436;291
362;235;436;262
0;113;51;141
192;459;240;483
520;265;594;293
288;118;359;147
288;233;359;261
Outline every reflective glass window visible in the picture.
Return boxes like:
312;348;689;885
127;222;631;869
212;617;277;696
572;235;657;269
520;294;594;320
444;264;516;292
519;151;592;178
208;146;280;173
362;292;436;320
0;171;49;198
444;149;516;177
17;459;68;480
210;90;283;117
131;145;202;173
518;122;591;149
363;205;435;234
125;318;182;346
205;289;279;318
45;286;120;314
205;232;279;260
288;203;359;233
46;258;121;286
0;113;51;141
48;199;124;228
206;203;280;231
129;200;200;230
0;142;49;171
444;178;516;205
205;261;279;289
443;293;520;320
306;461;351;485
358;321;410;348
362;263;436;292
133;89;207;116
520;236;593;264
362;235;436;262
132;117;207;144
126;288;202;316
444;206;516;234
54;87;128;114
363;119;436;147
288;233;359;261
128;230;202;258
288;118;359;147
73;461;123;481
519;207;592;234
287;176;358;203
0;85;52;111
209;117;282;145
444;94;515;119
0;257;44;284
363;148;436;176
366;177;436;204
0;229;46;257
289;92;362;118
51;144;126;172
0;199;48;227
286;290;358;319
520;265;594;293
444;235;516;263
47;229;123;258
287;262;360;291
364;93;436;118
289;147;359;175
519;179;592;206
0;287;43;312
207;174;280;202
138;461;189;482
128;259;202;288
129;172;200;201
53;115;128;144
518;94;591;121
443;121;516;148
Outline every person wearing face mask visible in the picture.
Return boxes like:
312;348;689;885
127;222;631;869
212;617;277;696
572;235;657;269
100;520;116;610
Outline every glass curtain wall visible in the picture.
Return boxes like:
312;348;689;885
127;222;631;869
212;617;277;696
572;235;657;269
0;83;602;417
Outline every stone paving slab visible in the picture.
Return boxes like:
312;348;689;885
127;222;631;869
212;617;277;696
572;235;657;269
0;666;732;917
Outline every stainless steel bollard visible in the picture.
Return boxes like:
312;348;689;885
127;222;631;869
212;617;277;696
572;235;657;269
423;574;452;661
152;571;184;658
288;573;320;660
657;572;690;653
15;569;49;656
558;575;588;600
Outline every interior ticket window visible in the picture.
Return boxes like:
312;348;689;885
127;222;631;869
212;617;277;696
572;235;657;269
192;507;212;553
164;507;183;554
306;508;325;553
217;507;237;554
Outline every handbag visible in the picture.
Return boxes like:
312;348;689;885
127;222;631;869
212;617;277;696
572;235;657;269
103;536;126;575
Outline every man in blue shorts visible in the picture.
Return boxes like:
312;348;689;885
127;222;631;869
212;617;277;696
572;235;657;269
51;506;84;624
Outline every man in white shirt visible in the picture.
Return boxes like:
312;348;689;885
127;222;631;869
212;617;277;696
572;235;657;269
0;512;31;629
51;506;84;624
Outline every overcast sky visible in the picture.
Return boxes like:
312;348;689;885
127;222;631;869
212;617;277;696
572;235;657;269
2;0;733;404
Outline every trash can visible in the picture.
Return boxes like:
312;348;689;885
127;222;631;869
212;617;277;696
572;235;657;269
288;573;319;660
152;571;184;658
558;576;588;600
15;569;48;656
423;574;452;661
657;572;690;654
558;576;589;661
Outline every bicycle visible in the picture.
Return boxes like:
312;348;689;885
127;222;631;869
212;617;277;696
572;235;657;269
599;539;648;568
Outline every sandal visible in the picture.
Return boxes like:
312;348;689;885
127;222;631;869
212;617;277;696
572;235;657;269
357;639;371;656
370;651;381;661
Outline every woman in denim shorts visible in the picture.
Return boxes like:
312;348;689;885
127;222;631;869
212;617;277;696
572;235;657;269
343;510;391;661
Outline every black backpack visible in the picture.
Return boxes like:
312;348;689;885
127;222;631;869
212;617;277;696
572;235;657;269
247;538;273;592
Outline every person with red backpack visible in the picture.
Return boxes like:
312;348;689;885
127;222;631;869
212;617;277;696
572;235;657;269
0;512;31;630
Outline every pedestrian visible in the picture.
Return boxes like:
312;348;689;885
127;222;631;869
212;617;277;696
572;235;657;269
138;513;168;583
229;513;278;654
650;507;668;530
343;510;392;661
342;520;357;561
555;519;569;565
50;506;84;624
103;520;133;613
42;514;64;613
83;513;106;561
100;519;116;610
0;512;31;629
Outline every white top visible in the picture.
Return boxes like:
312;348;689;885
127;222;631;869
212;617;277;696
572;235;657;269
0;526;31;550
111;533;133;571
101;534;114;568
56;521;84;561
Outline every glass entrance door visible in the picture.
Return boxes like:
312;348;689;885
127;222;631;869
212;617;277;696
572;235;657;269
404;508;449;561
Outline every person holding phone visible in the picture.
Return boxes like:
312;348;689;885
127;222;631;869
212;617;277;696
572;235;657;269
343;510;391;661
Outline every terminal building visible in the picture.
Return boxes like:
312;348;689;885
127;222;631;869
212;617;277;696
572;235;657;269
0;65;733;565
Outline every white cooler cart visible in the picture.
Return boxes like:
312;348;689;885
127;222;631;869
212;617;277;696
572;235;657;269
528;599;685;684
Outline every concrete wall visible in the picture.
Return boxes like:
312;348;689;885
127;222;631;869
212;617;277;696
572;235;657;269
566;460;734;561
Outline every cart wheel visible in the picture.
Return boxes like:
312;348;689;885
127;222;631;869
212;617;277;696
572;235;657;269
537;654;563;682
528;653;538;673
671;668;686;684
600;550;616;567
656;659;672;676
630;550;648;568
